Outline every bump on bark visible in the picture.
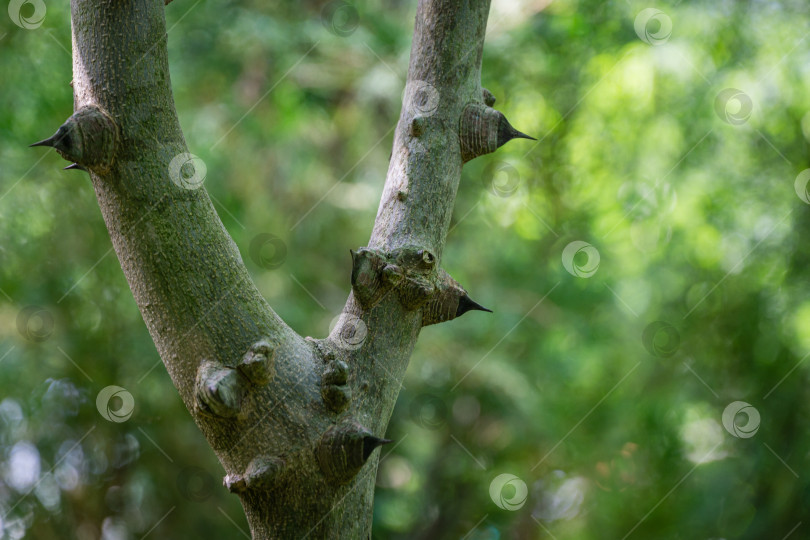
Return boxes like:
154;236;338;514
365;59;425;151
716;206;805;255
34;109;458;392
316;420;392;484
195;360;249;418
237;340;275;386
482;88;496;107
323;359;348;385
421;269;492;327
410;116;427;137
458;103;535;162
321;385;352;413
386;246;438;310
351;246;440;311
321;359;351;413
31;105;118;172
224;456;286;494
350;248;391;309
386;266;435;310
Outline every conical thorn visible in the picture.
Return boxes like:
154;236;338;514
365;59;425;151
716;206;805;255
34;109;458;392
64;163;87;172
30;125;70;151
362;436;393;460
456;294;493;317
30;134;59;148
497;115;536;148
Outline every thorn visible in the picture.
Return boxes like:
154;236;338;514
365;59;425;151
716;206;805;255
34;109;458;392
497;115;536;148
456;294;492;317
362;436;393;460
29;134;59;148
64;163;87;171
30;125;70;150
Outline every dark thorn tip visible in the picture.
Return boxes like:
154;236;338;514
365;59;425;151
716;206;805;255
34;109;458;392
362;436;393;460
30;135;58;148
456;294;493;317
497;115;537;147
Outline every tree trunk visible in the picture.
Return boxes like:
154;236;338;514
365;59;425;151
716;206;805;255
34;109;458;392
34;0;529;536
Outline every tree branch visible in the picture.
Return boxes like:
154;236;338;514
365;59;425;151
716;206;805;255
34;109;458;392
36;0;531;536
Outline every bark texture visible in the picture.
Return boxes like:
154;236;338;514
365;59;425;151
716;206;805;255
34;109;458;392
50;0;527;537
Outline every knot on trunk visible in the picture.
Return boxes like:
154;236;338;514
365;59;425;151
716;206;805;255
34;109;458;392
224;456;285;494
321;358;351;413
482;87;497;107
195;360;249;418
350;245;437;310
238;339;275;386
31;105;118;172
458;102;534;162
316;420;392;484
350;247;491;325
350;248;391;309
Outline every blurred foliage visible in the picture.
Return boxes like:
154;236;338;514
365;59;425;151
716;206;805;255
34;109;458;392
2;0;810;538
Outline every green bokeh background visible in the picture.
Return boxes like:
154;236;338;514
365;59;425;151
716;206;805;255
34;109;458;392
2;0;810;538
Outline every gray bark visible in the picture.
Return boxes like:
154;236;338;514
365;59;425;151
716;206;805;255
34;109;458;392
41;0;527;537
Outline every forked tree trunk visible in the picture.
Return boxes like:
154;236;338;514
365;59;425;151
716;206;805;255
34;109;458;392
33;0;531;536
